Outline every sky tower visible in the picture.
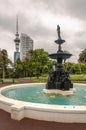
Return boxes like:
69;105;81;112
14;16;20;63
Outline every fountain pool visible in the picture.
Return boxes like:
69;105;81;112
0;83;86;123
2;83;86;106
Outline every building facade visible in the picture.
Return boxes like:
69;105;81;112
14;51;20;63
20;33;33;60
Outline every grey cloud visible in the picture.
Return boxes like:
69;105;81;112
74;39;86;50
63;0;86;20
0;15;15;33
0;0;12;8
31;0;66;14
0;0;85;62
31;0;86;20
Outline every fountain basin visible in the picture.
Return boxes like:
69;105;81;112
0;83;86;123
43;88;76;96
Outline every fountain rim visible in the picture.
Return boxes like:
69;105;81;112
0;83;86;122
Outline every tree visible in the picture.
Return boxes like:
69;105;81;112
27;49;50;78
25;49;52;78
63;62;86;74
0;49;12;78
78;48;86;63
13;60;24;78
13;49;53;78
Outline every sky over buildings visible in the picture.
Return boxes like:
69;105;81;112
0;0;86;62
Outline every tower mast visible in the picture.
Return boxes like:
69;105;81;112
14;15;20;52
16;15;18;34
14;16;20;63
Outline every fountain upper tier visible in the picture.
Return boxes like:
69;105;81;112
49;25;72;60
55;39;65;44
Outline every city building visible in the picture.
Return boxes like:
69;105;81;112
14;16;20;63
20;33;33;60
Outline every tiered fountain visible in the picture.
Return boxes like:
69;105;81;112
44;25;75;95
0;25;86;123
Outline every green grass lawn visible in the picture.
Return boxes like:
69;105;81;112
23;76;48;83
22;74;86;83
0;74;86;84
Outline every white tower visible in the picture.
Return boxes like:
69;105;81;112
14;16;20;63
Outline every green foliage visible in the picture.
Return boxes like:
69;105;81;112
14;49;86;79
73;63;86;74
80;63;86;74
63;62;86;74
78;48;86;63
0;49;12;78
13;60;24;78
27;49;52;78
14;49;52;78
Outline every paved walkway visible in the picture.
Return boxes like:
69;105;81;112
0;109;86;130
0;83;86;130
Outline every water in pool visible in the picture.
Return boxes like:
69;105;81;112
2;84;86;105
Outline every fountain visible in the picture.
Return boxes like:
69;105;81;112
44;25;75;95
0;26;86;123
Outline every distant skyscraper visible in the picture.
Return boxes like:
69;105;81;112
20;33;33;60
14;16;20;63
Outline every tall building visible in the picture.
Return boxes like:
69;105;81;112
20;33;33;60
14;16;20;63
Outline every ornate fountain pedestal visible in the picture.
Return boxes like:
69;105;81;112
44;25;75;95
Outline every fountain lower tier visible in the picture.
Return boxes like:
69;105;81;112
46;69;73;90
46;48;73;93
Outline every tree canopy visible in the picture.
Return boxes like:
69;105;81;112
14;49;52;78
78;48;86;64
0;49;12;78
0;48;86;79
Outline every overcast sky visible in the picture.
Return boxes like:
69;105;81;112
0;0;86;62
